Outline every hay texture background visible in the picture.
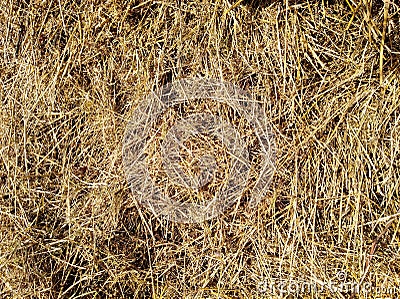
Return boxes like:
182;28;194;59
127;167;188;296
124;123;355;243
0;0;400;298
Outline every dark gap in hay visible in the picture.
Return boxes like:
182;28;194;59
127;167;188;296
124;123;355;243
238;73;263;91
9;216;86;296
160;69;174;86
298;57;322;85
241;0;280;9
222;17;235;45
51;259;84;297
36;32;50;57
109;23;118;37
29;206;67;238
117;207;185;245
126;1;157;27
368;0;385;16
30;229;141;297
69;63;92;91
43;9;79;56
314;114;343;142
71;187;90;208
70;0;83;7
183;8;196;24
107;231;152;270
14;24;26;58
110;75;128;115
11;0;30;57
160;45;194;82
387;6;400;56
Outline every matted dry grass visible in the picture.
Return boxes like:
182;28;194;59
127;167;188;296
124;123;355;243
0;0;400;298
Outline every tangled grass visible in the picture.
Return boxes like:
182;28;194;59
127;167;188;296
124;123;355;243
0;0;399;298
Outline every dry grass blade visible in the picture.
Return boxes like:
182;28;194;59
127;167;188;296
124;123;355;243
0;0;399;298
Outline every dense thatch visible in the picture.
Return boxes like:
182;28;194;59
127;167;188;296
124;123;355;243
0;0;399;298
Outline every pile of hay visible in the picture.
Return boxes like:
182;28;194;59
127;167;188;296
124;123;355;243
0;0;399;297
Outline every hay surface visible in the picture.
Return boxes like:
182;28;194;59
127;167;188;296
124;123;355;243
0;0;399;298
